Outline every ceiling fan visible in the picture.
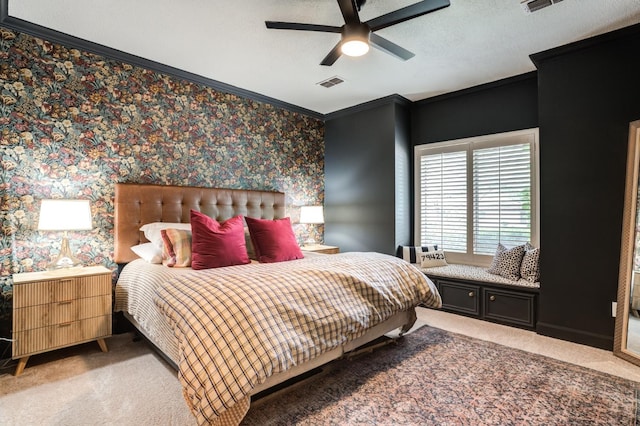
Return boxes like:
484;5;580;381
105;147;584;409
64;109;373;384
265;0;450;66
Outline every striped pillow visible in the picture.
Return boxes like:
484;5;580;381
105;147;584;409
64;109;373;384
161;228;192;267
396;245;438;264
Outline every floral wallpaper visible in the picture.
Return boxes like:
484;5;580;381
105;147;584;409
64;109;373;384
0;28;325;348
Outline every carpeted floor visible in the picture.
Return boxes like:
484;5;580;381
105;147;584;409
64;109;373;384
0;333;194;425
1;325;638;425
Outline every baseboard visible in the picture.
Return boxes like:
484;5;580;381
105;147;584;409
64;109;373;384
536;322;613;350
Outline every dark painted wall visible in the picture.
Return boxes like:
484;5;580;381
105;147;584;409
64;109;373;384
534;27;640;349
325;98;411;254
394;101;412;247
411;73;539;144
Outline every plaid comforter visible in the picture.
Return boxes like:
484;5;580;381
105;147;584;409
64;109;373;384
154;252;441;425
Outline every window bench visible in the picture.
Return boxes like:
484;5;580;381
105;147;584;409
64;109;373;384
420;264;539;330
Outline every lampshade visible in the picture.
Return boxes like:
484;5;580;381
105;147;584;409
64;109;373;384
300;205;324;224
38;199;92;270
38;199;92;231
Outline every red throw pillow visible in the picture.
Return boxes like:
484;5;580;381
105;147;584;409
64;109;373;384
245;216;304;263
190;210;250;270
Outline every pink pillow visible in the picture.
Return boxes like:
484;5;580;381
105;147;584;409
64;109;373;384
245;216;303;263
190;210;250;270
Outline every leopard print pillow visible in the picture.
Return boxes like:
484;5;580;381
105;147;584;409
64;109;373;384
487;243;525;281
520;242;540;282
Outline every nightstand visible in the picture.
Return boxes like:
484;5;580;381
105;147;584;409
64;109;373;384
12;265;112;376
300;244;339;254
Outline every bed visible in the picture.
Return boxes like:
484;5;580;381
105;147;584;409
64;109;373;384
113;183;442;426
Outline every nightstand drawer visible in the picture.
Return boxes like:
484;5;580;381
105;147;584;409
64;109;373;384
13;315;111;358
13;275;111;308
14;295;111;331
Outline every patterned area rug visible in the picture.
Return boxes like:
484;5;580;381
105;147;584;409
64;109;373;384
243;326;639;425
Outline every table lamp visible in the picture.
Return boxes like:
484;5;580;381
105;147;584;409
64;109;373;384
299;205;324;245
38;199;92;270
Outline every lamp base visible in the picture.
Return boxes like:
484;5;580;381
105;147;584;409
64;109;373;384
47;235;83;270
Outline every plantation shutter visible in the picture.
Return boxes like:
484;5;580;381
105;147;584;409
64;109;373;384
473;143;532;254
419;150;467;252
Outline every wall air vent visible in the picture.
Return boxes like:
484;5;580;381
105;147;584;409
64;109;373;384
521;0;563;13
317;76;345;88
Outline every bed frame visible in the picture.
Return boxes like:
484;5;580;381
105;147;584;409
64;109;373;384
113;182;416;396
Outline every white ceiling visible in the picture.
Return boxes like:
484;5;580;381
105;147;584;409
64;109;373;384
7;0;640;115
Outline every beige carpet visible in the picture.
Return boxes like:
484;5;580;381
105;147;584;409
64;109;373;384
0;333;194;426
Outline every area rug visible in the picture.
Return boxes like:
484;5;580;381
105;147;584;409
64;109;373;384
242;326;639;425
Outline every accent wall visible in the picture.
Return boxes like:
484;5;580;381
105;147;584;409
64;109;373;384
0;28;325;348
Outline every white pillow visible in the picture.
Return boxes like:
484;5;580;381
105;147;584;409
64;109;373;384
130;242;162;264
140;222;191;248
420;250;448;268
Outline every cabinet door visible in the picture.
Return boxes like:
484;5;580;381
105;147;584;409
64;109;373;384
437;280;481;316
483;288;536;329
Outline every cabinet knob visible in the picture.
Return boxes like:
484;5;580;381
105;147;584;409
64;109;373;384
468;292;474;297
489;295;496;301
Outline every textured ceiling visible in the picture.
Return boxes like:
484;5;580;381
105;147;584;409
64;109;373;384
7;0;640;115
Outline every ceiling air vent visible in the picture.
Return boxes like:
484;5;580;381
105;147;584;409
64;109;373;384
317;76;345;88
521;0;563;13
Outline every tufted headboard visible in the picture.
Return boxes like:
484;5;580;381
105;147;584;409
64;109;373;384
114;183;286;263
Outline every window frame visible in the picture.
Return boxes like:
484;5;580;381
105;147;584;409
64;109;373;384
414;128;540;266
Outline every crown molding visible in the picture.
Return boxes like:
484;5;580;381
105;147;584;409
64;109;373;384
530;22;640;67
324;94;411;121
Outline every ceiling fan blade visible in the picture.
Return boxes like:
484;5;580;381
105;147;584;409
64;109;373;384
320;42;343;66
265;21;342;33
337;0;361;24
366;0;450;32
370;33;414;61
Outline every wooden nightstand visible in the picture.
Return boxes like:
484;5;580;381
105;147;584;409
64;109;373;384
12;265;112;376
300;244;340;254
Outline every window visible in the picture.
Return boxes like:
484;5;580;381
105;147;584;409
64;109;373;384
415;129;539;266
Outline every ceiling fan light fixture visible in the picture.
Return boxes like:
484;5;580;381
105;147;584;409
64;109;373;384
266;0;450;66
341;39;369;56
341;23;370;57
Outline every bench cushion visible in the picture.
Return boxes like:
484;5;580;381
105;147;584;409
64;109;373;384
420;263;540;289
